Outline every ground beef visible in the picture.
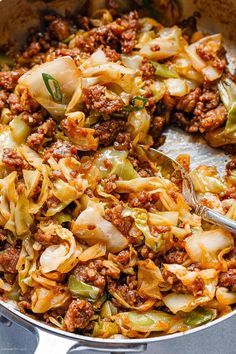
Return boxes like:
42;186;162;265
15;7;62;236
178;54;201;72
34;229;59;246
114;132;131;150
43;140;79;162
176;88;202;113
129;191;159;210
73;259;120;289
105;203;132;235
45;15;71;41
164;249;188;264
226;158;236;175
21;41;42;60
150;116;166;138
104;174;117;193
0;90;9;110
115;249;130;265
173;84;227;133
140;245;155;260
0;228;7;243
0;69;25;91
2;148;29;171
82;84;125;114
199;104;228;133
27;118;56;150
64;299;94;332
0;247;20;273
94;119;127;146
220;187;236;200
104;47;121;62
96;10;139;54
163;270;205;296
108;276;144;307
140;58;155;79
75;11;139;54
219;269;236;291
8;89;46;125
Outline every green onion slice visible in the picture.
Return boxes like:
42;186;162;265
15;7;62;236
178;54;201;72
42;73;63;103
125;96;148;112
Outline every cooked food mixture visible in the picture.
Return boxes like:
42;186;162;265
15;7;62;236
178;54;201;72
0;0;236;338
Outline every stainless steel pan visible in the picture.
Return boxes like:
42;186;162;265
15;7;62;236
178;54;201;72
0;1;235;353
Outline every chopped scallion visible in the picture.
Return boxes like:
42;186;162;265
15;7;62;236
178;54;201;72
42;73;63;103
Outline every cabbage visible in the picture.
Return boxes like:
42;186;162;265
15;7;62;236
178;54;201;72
148;211;179;226
218;79;236;136
216;287;236;305
128;108;152;144
0;278;12;292
185;34;223;81
140;26;181;60
23;170;41;198
66;78;82;113
68;275;100;300
81;63;136;92
14;186;34;236
53;179;80;203
101;301;118;318
122;207;162;252
93;320;119;338
138;259;164;299
72;201;128;253
165;78;190;97
29;166;50;214
170;52;203;82
121;54;143;70
95;147;139;180
0;127;17;161
163;293;198;314
190;170;226;193
19;145;43;171
10;115;31;144
116;176;171;193
152;61;179;78
16;238;35;293
39;224;76;273
114;311;174;334
185;228;234;268
78;242;106;262
19;56;80;118
151;81;166;102
31;287;71;313
205;127;236;147
182;307;214;327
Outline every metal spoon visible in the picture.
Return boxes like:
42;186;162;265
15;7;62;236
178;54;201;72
145;147;236;233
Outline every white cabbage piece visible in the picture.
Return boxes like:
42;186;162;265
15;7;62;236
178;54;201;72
185;34;223;81
39;224;76;273
19;56;80;118
72;201;128;253
81;63;136;92
116;176;171;193
216;287;236;306
139;26;181;60
185;228;234;268
148;211;179;226
165;78;190;97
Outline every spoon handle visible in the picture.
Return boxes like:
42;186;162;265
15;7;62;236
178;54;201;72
196;205;236;233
